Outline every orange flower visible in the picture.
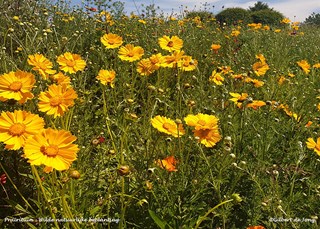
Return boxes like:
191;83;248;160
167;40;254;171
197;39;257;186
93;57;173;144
211;44;221;52
156;156;177;172
247;100;266;110
246;226;266;229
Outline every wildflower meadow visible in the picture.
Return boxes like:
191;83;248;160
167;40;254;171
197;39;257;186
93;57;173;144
0;0;320;228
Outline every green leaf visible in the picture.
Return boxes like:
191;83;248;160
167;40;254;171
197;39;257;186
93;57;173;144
5;199;31;215
26;222;38;229
148;209;171;229
90;206;101;215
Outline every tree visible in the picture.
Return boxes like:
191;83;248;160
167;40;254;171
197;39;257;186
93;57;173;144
215;7;251;25
250;9;284;26
249;1;272;12
304;12;320;25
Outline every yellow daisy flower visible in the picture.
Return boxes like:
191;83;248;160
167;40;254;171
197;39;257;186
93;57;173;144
23;128;79;171
151;115;185;138
0;110;45;150
96;69;116;87
297;60;310;74
118;44;144;62
137;59;155;76
27;54;56;79
178;56;198;71
100;33;123;49
0;71;35;104
306;137;320;156
184;113;222;147
209;70;224;85
57;52;86;74
158;35;183;52
50;72;71;87
38;84;78;118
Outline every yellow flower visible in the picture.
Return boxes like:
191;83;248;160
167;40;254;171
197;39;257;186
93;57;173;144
27;54;56;79
138;19;146;24
118;44;144;62
313;63;320;68
274;29;281;33
251;79;265;88
161;50;185;68
149;53;164;70
209;70;224;85
137;59;154;76
100;33;123;49
38;84;78;118
247;100;266;110
306;138;320;156
281;18;291;24
158;35;183;52
96;69;116;87
23;128;79;171
255;54;266;63
0;110;45;150
297;60;310;74
178;55;198;71
0;71;35;104
57;52;86;74
231;30;240;37
229;92;248;108
151;115;185;138
252;61;269;76
184;113;222;147
50;72;71;87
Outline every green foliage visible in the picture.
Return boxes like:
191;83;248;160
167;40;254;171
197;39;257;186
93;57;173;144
249;1;272;12
250;9;284;26
215;7;251;25
304;12;320;25
185;11;215;21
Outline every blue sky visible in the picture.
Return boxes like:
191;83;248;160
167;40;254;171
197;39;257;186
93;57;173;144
70;0;320;22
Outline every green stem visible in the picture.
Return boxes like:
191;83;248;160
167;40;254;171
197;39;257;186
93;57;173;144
194;199;233;229
31;165;60;229
0;162;36;215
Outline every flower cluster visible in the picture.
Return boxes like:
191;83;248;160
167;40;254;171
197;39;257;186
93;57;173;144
151;113;222;148
0;52;84;172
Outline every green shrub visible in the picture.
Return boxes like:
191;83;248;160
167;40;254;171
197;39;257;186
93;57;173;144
215;7;251;25
185;11;215;21
305;12;320;25
250;9;284;26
